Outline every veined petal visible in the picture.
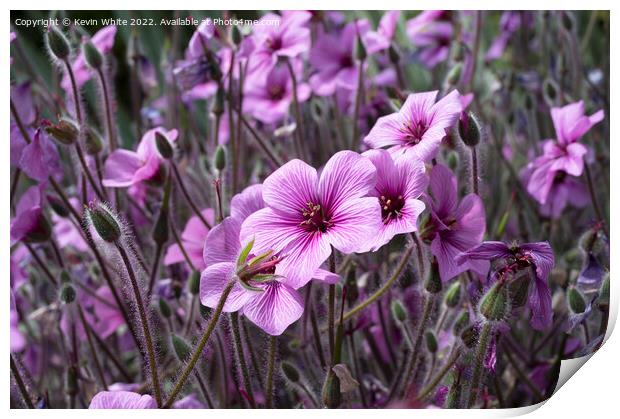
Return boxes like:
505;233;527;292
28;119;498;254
242;281;304;336
89;391;156;409
326;196;382;254
203;217;241;266
262;159;318;216
200;262;251;312
102;150;143;188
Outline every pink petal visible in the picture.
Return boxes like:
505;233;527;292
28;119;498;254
102;150;143;187
262;159;319;216
326;197;382;254
242;281;304;336
89;391;156;409
199;262;252;312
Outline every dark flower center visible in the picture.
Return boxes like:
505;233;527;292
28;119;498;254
339;54;354;69
379;194;405;224
553;171;567;184
268;84;285;100
300;202;332;233
266;36;283;52
403;119;428;145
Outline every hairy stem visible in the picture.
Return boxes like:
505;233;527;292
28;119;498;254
230;312;256;408
265;335;278;408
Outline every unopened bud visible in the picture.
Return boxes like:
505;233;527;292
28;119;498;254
390;300;408;323
46;26;71;60
84;127;104;155
188;270;200;295
171;334;192;362
45;118;78;145
158;298;171;318
444;281;461;308
281;361;301;383
59;283;76;304
568;286;587;314
453;310;470;335
152;208;169;245
445;63;463;86
461;324;478;348
321;370;341;408
479;281;510;322
354;35;367;61
83;40;103;69
425;259;442;294
214;145;226;172
446;151;459;171
155;132;174;160
458;112;482;147
212;85;225;116
87;203;122;243
425;331;438;353
59;270;71;284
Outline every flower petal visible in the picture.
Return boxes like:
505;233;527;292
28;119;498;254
200;262;251;312
242;281;304;335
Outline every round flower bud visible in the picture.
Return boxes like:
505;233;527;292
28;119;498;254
45;118;79;145
214;145;226;172
158;298;171;318
390;300;408;323
281;361;301;383
59;270;71;284
568;286;587;314
87;203;122;243
446;151;459;171
155;132;174;160
83;40;103;69
444;281;461;308
458;112;482;147
425;260;443;294
171;334;191;362
425;331;438;353
59;283;76;304
84;127;104;155
479;281;510;322
188;270;200;295
46;26;71;60
212;85;225;116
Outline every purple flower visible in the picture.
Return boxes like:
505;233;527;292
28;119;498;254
103;127;177;188
89;391;157;409
240;151;381;288
486;12;532;61
456;241;555;329
243;60;310;124
406;11;452;69
164;209;215;270
10;184;50;245
423;164;488;282
19;129;61;182
61;26;117;91
52;197;88;252
309;20;369;96
362;149;427;250
362;11;400;54
363;90;462;163
10;82;36;167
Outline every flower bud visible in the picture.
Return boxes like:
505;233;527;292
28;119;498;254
59;282;76;304
83;40;103;69
158;298;171;318
446;151;459;171
321;370;341;408
214;145;226;172
151;209;169;245
86;203;122;243
390;300;408;323
460;324;478;348
155;132;174;160
212;85;225;116
281;361;301;383
425;331;438;353
425;259;442;294
445;63;463;86
479;281;510;322
231;25;243;46
47;194;70;218
46;26;71;60
568;286;587;314
444;281;461;308
59;270;71;284
84;127;104;155
458;112;482;147
44;118;79;145
453;310;470;335
354;35;367;61
171;334;192;362
188;270;200;295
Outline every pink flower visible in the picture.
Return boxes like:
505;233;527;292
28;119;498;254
362;11;400;54
240;151;381;288
89;391;157;409
61;26;117;91
52;197;88;252
164;209;215;270
406;11;452;69
19;128;61;182
424;164;488;282
362;149;427;250
103;127;177;188
363;90;462;163
10;184;50;245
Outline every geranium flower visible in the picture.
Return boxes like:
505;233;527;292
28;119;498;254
10;184;51;245
164;209;215;270
406;11;452;69
364;90;462;163
89;391;157;409
456;240;555;330
421;164;487;282
103;127;177;188
362;10;400;54
362;149;427;250
19;128;61;182
240;151;381;288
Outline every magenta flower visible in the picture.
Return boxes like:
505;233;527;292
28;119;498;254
164;209;215;270
10;82;36;168
362;11;400;54
10;184;50;245
486;12;532;61
243;60;310;124
456;241;555;330
246;11;311;77
19;128;61;182
525;102;603;206
52;197;88;252
363;90;462;163
362;149;428;250
103;127;177;188
423;164;488;282
406;11;452;69
240;151;381;288
61;26;117;91
89;391;157;409
309;20;369;96
521;166;589;217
